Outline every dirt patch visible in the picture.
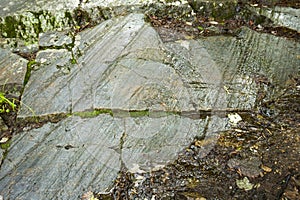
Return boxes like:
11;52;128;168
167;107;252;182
146;1;300;42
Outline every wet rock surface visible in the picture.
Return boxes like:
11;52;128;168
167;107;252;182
0;0;299;199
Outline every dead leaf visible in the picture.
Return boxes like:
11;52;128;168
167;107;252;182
261;165;272;173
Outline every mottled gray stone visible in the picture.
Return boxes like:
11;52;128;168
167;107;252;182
249;6;300;32
19;13;300;118
227;157;262;178
0;0;163;17
19;14;153;117
0;115;123;200
200;27;300;86
81;0;163;9
122;115;227;171
0;0;79;17
39;31;73;48
1;1;299;199
0;1;78;46
17;14;216;117
19;49;73;116
165;39;227;110
0;48;27;93
0;113;226;198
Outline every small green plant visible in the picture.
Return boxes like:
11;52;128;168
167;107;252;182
0;92;16;113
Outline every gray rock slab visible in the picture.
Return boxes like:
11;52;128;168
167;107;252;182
165;27;299;109
0;48;27;93
166;27;299;110
0;115;123;200
39;31;73;48
19;14;153;117
94;57;193;112
19;49;73;116
0;113;226;199
249;6;300;32
19;14;300;118
121;115;227;172
199;27;300;87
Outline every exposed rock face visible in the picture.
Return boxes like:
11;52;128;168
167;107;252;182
0;115;123;199
0;0;299;199
19;14;300;117
249;5;300;32
18;13;222;117
0;113;227;199
0;48;27;95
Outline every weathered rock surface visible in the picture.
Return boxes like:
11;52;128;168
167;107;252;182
200;27;300;86
0;0;157;17
0;0;165;45
1;1;300;200
227;157;262;178
39;31;73;48
82;0;160;8
0;0;79;17
19;14;300;117
0;113;226;199
0;48;27;93
249;5;300;32
0;115;122;199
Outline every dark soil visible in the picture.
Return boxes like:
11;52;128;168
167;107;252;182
147;3;300;42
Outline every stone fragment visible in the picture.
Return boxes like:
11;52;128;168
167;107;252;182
0;48;27;94
228;157;262;178
39;31;73;48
